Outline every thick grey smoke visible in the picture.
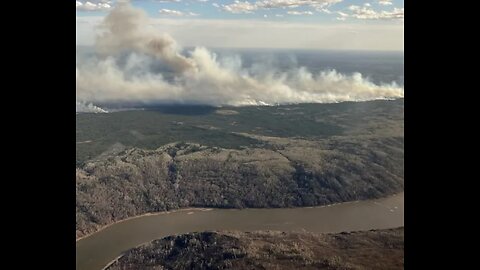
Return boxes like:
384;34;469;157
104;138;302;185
76;2;404;108
95;2;195;73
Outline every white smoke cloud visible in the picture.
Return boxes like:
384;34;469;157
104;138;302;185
76;101;109;113
76;2;404;107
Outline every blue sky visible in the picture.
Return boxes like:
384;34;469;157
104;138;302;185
77;0;403;22
76;0;404;50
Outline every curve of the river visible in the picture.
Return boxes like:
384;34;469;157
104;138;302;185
76;192;404;270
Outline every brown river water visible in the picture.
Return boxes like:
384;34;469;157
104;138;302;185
76;192;404;270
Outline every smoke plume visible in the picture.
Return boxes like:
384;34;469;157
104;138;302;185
76;2;404;109
76;101;108;113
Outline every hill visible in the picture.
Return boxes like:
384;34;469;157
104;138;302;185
106;228;404;270
76;100;404;238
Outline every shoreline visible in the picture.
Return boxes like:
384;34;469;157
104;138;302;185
76;207;213;242
101;254;124;270
76;191;403;243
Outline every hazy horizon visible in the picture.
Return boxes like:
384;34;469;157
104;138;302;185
77;0;404;51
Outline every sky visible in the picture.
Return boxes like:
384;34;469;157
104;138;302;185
77;0;404;51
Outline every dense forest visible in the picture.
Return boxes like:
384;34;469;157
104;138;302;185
76;100;404;238
106;228;404;270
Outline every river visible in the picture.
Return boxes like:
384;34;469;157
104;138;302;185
76;192;404;270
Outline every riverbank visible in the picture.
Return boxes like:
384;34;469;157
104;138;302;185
77;192;403;270
76;207;213;242
76;192;402;242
